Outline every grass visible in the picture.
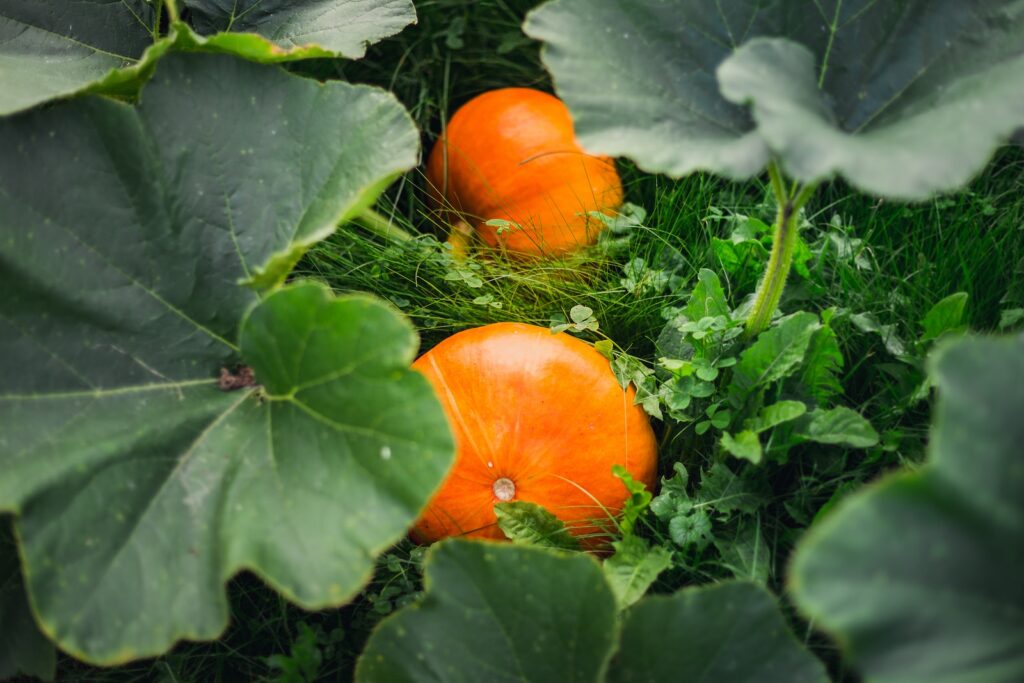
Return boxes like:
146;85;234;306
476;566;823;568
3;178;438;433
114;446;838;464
52;0;1024;681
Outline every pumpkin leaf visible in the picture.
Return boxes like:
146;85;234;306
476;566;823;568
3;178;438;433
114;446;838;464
718;30;1024;198
0;1;161;115
609;581;829;683
356;540;617;683
179;0;416;60
800;407;879;449
603;535;671;610
791;335;1024;683
0;53;453;665
0;519;54;681
526;0;1024;198
524;0;768;180
0;0;416;115
494;501;581;551
358;541;825;683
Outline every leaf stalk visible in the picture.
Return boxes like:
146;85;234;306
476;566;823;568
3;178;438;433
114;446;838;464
164;0;179;24
744;163;817;337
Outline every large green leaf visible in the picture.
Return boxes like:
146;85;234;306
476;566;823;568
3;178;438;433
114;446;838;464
182;0;416;59
525;0;1024;198
609;582;828;683
523;0;769;179
791;335;1024;683
357;540;826;682
0;0;159;115
0;53;453;665
356;540;618;683
0;519;54;681
0;0;417;115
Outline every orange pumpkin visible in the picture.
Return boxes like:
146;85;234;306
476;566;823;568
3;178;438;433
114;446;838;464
411;323;657;546
426;88;623;258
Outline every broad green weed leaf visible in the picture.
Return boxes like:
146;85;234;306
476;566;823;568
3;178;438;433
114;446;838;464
0;54;451;665
356;540;617;683
685;269;730;321
526;0;1024;198
715;519;771;585
792;335;1024;683
612;464;652;536
802;407;879;449
745;400;808;434
609;582;829;683
603;535;671;610
851;312;911;360
0;519;54;681
729;312;819;406
0;1;159;115
698;463;768;516
494;501;580;551
721;430;763;465
921;292;969;343
797;323;844;403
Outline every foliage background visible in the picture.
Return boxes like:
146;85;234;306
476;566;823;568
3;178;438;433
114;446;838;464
6;0;1023;680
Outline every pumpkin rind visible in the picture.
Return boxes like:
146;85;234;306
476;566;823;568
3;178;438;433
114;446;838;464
426;88;623;257
411;323;657;545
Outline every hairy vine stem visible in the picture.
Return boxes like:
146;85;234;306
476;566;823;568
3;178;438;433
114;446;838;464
164;0;179;24
744;162;818;337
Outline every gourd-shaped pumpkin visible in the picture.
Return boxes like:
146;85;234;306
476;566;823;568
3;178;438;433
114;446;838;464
411;323;657;545
426;88;623;258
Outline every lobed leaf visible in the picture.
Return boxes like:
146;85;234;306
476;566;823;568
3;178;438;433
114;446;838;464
0;1;158;115
792;335;1024;682
603;536;671;610
358;540;826;682
526;0;1024;198
0;53;452;664
0;519;54;681
182;0;416;60
609;582;828;683
356;540;617;683
0;0;417;114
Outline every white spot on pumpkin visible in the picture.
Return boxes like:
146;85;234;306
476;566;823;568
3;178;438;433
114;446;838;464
492;477;515;501
380;446;392;460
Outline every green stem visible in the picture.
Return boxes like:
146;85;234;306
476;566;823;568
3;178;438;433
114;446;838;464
744;165;818;337
164;0;179;23
352;207;415;242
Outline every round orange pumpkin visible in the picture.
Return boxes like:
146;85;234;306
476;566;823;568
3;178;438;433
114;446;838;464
425;88;623;258
411;322;657;546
